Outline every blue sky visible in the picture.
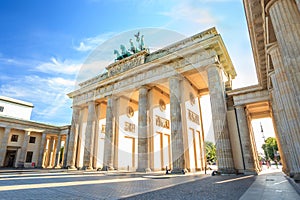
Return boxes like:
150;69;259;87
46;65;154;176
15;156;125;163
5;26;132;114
0;0;258;126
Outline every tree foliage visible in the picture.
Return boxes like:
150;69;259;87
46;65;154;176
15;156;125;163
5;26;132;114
262;137;280;161
205;141;216;164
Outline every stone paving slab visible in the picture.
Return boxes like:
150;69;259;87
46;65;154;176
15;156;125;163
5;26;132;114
0;169;298;200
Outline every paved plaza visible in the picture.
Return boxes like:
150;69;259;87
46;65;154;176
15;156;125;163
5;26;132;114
0;167;299;200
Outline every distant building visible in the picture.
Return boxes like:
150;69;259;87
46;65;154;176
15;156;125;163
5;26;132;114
0;96;70;168
0;96;33;120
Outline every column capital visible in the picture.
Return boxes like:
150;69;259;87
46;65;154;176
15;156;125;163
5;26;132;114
265;0;279;15
266;42;279;55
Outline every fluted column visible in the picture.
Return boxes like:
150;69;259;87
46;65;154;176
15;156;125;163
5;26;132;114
93;104;100;169
267;43;300;175
54;134;62;168
46;136;55;168
269;87;289;174
270;72;298;175
235;106;256;173
37;132;47;168
103;96;115;170
83;101;96;170
17;131;30;168
296;0;300;12
266;0;300;110
66;106;80;169
137;86;150;172
169;76;186;173
63;130;70;168
0;127;11;167
207;65;234;173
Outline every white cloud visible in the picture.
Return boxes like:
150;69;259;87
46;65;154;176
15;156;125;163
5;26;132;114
35;57;81;75
160;2;218;25
73;32;115;52
0;74;76;124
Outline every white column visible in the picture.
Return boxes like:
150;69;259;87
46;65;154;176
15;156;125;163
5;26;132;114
266;0;300;114
54;134;62;168
137;86;150;172
169;76;186;173
207;65;235;173
63;129;70;168
103;96;115;170
47;136;55;168
267;43;300;175
18;131;31;168
235;105;256;174
0;127;11;167
93;104;100;169
37;132;47;168
83;101;96;170
66;106;80;169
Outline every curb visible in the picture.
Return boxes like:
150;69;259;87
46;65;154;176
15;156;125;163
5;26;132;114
285;175;300;195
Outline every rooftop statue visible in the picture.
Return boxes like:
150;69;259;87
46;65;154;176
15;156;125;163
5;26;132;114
114;32;149;62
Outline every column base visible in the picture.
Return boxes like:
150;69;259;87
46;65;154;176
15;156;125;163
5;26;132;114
218;168;236;174
82;166;93;171
54;166;61;169
102;166;114;171
136;168;151;173
171;168;188;174
67;166;77;170
293;173;300;182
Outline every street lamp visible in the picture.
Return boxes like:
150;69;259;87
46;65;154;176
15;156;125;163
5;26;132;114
260;123;270;161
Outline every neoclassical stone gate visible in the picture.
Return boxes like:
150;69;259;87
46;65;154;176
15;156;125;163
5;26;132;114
66;28;241;173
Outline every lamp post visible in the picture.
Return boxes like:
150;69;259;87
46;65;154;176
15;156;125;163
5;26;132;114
261;123;270;161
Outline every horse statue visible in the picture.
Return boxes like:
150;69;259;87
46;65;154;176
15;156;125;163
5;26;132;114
114;49;123;61
129;39;138;54
120;44;131;58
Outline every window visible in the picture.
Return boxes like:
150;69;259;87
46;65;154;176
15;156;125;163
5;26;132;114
11;135;18;142
25;151;33;163
29;136;36;144
0;106;4;112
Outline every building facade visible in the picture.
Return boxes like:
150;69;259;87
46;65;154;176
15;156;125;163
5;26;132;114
66;28;240;173
240;0;300;179
0;96;70;168
66;0;300;179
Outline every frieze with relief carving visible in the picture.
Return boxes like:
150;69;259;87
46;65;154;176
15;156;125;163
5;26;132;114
124;122;135;133
188;109;200;125
155;115;170;129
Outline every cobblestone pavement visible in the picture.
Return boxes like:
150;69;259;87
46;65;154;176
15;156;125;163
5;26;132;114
0;170;258;200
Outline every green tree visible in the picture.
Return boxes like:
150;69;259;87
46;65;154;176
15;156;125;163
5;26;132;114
205;141;216;164
262;137;280;161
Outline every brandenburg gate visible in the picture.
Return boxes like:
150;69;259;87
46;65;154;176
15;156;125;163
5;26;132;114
66;28;247;174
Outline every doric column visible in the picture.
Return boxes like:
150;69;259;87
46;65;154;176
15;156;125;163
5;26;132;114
93;104;101;169
17;131;30;168
235;106;256;173
137;86;150;172
0;127;11;167
54;134;62;168
37;132;47;168
269;87;289;174
66;106;80;169
207;65;234;173
83;101;96;170
267;43;300;175
266;0;300;109
47;136;55;168
169;76;186;173
63;129;70;168
103;96;115;170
